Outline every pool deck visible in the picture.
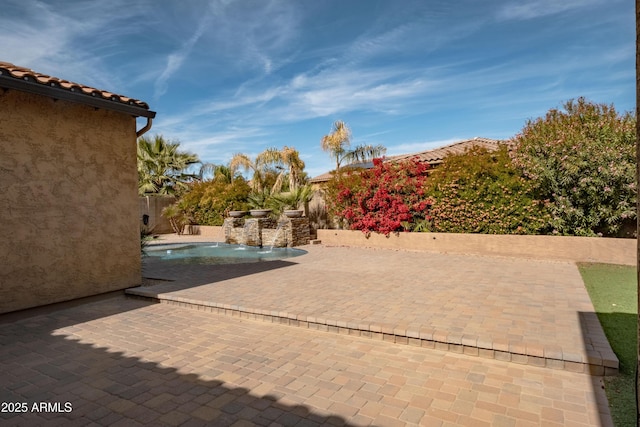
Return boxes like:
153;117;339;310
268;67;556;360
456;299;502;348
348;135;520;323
135;235;617;376
0;234;615;426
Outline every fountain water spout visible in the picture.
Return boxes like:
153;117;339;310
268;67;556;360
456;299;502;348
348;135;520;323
267;222;286;252
241;220;252;247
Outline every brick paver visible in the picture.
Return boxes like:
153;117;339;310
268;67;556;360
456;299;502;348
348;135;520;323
0;296;612;425
134;242;616;373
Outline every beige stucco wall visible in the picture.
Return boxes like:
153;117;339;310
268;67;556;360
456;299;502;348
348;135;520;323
140;196;176;234
182;225;225;239
317;230;635;265
0;89;141;313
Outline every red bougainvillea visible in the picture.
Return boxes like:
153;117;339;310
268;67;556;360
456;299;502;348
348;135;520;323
325;158;432;236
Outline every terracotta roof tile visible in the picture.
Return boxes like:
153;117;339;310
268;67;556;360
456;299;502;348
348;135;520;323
0;61;151;110
309;162;373;183
385;137;502;165
309;171;333;183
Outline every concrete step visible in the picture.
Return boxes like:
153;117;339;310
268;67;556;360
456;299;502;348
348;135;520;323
125;286;618;376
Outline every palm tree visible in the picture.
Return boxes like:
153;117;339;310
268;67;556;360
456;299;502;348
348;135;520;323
137;134;200;195
198;163;235;183
229;153;265;192
320;120;386;172
281;146;306;191
231;147;307;194
256;146;306;192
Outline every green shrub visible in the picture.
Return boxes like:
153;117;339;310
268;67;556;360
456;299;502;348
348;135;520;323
268;185;314;216
426;145;551;234
174;178;251;226
511;98;636;236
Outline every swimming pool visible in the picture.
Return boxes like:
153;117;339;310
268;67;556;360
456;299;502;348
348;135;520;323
144;242;306;265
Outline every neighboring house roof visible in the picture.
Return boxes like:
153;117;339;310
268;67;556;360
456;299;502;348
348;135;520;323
309;160;374;184
309;171;334;184
385;137;502;165
0;61;155;118
310;137;504;184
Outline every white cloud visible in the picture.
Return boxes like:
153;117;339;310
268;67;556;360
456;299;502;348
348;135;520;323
153;12;211;99
287;70;430;118
0;0;149;91
149;115;274;165
155;62;437;136
199;0;301;75
496;0;602;20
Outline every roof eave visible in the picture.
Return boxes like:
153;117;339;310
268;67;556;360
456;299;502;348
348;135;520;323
0;74;156;119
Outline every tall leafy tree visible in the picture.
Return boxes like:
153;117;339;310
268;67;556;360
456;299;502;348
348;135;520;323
320;120;386;172
511;98;636;236
137;134;200;195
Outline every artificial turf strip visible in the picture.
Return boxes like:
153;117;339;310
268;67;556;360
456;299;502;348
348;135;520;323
579;263;637;427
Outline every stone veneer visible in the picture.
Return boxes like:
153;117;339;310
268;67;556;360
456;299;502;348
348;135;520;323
223;217;310;247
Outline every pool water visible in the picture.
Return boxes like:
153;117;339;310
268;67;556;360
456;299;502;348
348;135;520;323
144;242;306;265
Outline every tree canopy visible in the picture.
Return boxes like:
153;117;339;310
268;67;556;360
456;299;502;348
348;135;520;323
320;120;386;171
511;98;636;236
137;134;199;196
230;146;307;194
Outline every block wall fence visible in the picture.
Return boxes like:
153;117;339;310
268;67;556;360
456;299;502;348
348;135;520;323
317;230;635;265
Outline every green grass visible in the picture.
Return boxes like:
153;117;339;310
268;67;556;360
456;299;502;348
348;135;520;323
579;263;637;427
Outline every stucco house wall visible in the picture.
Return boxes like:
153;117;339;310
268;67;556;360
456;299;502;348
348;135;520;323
0;84;145;313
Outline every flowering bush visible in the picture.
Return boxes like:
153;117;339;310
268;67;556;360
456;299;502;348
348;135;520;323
426;146;551;234
325;158;432;236
511;98;636;236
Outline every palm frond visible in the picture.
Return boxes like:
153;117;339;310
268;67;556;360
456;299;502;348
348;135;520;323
343;144;387;165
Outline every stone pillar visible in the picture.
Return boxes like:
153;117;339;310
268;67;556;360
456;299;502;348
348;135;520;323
224;216;309;247
244;219;262;247
286;218;310;247
223;218;245;244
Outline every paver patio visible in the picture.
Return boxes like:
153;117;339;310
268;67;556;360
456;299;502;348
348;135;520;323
0;238;616;425
132;239;617;375
0;294;612;426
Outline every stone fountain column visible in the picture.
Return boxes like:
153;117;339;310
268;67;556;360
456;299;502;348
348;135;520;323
223;218;245;244
223;216;310;247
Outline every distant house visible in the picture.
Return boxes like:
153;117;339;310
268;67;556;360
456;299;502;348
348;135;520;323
307;137;504;230
384;137;502;168
0;61;156;313
309;137;502;185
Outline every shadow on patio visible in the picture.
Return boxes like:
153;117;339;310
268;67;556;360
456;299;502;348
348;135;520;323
0;296;360;426
579;311;619;426
141;257;300;289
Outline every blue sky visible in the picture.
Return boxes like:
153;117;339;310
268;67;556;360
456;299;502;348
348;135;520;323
2;0;634;178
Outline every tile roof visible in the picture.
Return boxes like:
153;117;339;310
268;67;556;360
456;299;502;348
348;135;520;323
385;137;502;165
309;171;334;183
309;161;374;183
310;137;505;183
0;61;154;117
